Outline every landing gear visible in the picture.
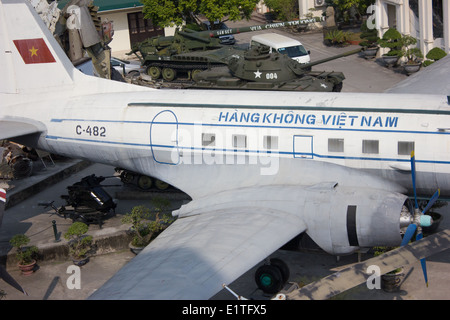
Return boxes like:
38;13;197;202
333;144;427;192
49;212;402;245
254;258;290;294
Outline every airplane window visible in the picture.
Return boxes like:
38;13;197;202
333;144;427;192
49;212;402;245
232;134;247;148
202;133;215;147
263;136;278;149
362;140;379;154
328;138;344;152
398;141;414;155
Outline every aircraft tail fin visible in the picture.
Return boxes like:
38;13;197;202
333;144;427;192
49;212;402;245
0;0;78;94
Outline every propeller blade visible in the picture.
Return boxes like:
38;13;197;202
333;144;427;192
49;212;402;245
421;189;440;214
416;232;429;287
401;224;417;246
410;151;418;209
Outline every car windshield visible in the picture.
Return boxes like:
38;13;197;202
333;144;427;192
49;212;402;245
277;45;308;58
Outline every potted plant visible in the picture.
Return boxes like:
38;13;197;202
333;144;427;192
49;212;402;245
377;28;403;67
9;234;38;275
373;246;404;292
122;197;173;254
399;35;423;75
359;21;380;59
64;221;93;266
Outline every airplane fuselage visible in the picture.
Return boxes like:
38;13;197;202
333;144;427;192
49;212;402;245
3;88;450;200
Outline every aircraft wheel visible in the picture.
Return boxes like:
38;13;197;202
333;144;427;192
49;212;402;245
270;258;290;284
137;175;153;190
148;66;161;79
155;179;169;190
255;265;283;294
162;68;177;81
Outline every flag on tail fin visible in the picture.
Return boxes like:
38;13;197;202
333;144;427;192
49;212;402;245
13;38;56;64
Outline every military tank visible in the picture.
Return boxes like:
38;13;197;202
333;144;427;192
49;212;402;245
188;46;362;92
127;18;323;81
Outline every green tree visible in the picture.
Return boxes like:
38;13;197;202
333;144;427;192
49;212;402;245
142;0;260;28
326;0;375;23
263;0;298;21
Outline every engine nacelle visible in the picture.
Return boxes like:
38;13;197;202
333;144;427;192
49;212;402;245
303;187;411;255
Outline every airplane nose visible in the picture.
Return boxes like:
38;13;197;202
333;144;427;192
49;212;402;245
418;214;433;227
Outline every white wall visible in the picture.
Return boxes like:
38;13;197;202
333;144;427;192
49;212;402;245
99;10;134;58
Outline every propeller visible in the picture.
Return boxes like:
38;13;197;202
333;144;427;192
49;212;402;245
400;152;440;287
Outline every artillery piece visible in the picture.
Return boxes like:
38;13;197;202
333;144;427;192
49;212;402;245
127;18;323;81
189;47;362;92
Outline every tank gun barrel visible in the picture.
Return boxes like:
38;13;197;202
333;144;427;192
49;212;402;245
205;17;325;38
301;48;362;69
177;30;211;43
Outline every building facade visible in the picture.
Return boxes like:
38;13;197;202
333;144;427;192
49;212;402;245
375;0;449;55
92;0;165;57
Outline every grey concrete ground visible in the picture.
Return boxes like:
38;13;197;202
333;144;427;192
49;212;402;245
1;16;448;302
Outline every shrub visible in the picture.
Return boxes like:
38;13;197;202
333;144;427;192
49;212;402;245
325;29;352;46
423;47;448;66
64;222;93;259
122;198;174;247
9;234;38;265
426;47;447;61
377;28;402;56
359;20;379;47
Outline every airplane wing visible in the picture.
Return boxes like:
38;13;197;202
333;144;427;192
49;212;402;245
89;193;306;300
0;120;42;141
287;228;450;300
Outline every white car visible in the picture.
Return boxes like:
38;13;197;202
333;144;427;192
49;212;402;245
111;57;145;76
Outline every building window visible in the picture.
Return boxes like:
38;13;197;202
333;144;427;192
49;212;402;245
263;136;278;150
362;140;379;154
127;12;164;46
328;138;344;152
398;141;415;156
202;133;215;147
232;135;247;148
433;0;444;39
128;12;157;34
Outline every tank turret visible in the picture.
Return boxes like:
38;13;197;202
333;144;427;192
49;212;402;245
128;17;324;81
190;47;362;92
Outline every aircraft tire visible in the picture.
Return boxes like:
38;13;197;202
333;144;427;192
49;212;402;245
155;179;169;190
137;175;153;190
255;264;283;294
270;258;290;284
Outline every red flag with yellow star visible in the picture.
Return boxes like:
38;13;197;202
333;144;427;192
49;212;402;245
13;38;56;64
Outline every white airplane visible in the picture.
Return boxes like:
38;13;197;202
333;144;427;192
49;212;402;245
1;0;449;299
